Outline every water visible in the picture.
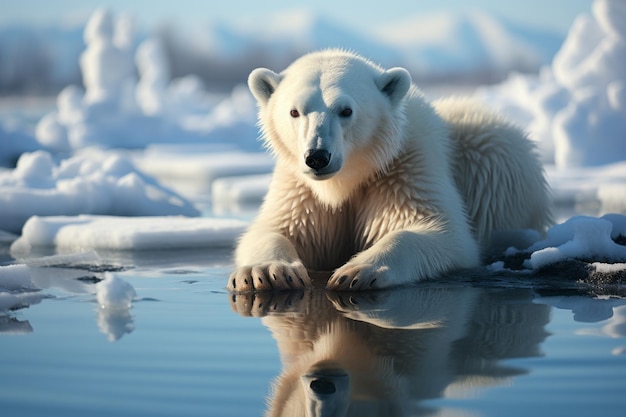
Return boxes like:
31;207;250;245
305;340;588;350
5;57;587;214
1;249;625;417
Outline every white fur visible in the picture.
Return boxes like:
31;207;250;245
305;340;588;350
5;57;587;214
229;49;551;292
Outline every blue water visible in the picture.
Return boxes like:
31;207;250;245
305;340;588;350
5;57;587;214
1;249;625;417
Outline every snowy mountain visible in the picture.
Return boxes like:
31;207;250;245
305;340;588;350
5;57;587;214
0;8;563;94
375;11;562;81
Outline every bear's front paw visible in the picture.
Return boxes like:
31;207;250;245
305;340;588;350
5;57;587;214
228;261;311;292
327;263;392;291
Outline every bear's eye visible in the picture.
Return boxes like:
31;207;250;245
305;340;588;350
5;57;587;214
290;109;300;118
340;108;353;118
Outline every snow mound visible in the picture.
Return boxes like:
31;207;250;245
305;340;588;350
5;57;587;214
10;215;248;254
0;150;199;234
493;214;626;275
525;214;626;269
34;9;260;153
478;0;626;169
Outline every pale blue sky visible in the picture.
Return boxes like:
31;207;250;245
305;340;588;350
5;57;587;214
0;0;593;35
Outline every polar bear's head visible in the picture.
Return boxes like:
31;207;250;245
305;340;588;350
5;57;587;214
248;50;412;206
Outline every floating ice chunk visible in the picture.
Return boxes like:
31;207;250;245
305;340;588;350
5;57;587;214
96;273;136;310
0;292;44;316
0;264;43;315
0;264;34;291
10;215;248;253
95;273;136;341
591;262;626;273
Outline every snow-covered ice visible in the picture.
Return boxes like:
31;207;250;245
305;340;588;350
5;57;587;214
524;214;626;269
10;215;248;254
0;150;199;234
490;213;626;274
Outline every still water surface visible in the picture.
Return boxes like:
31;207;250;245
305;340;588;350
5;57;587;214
1;249;625;416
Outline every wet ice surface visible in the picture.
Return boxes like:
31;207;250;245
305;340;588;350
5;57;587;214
1;245;625;417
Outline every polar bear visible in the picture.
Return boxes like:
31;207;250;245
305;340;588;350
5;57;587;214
229;49;550;292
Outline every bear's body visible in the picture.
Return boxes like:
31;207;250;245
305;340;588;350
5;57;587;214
229;50;550;292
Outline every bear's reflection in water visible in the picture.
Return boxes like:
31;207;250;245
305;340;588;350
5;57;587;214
230;285;550;417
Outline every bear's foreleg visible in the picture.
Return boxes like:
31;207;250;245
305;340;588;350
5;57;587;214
326;224;479;291
228;229;312;292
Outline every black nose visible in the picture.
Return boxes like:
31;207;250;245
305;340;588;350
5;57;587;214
305;149;331;170
310;378;336;395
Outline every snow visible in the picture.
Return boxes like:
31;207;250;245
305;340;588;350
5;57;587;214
96;273;136;310
478;0;626;169
524;215;626;269
489;214;626;273
0;150;199;234
10;215;248;254
32;9;260;153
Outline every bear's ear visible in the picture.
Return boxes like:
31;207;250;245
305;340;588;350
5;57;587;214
248;68;282;105
376;67;412;106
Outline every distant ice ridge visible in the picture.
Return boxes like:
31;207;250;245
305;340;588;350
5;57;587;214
0;150;199;234
478;0;626;169
34;8;260;153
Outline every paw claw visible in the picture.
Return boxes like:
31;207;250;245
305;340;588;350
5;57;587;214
229;261;311;292
328;263;391;291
